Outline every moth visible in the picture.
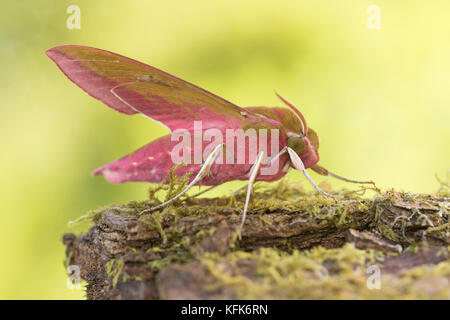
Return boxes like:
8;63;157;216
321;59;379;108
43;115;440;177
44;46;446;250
46;45;373;231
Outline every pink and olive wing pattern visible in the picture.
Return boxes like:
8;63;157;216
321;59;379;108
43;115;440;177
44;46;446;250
92;130;290;185
246;106;304;134
46;45;273;132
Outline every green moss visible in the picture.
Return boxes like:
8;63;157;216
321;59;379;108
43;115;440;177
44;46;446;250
146;240;194;270
68;172;449;257
377;224;403;242
427;221;450;233
67;204;119;227
200;244;376;299
148;249;193;270
122;275;144;283
140;209;170;244
65;170;450;299
198;244;449;299
105;258;125;288
144;226;220;271
147;163;191;205
435;172;449;196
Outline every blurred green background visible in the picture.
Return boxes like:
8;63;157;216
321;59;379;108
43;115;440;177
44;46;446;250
0;0;448;299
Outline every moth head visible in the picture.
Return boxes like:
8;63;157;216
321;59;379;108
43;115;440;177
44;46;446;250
287;131;320;156
287;130;320;168
276;92;320;167
282;101;320;169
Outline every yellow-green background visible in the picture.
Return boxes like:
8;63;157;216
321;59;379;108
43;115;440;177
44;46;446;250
0;0;448;299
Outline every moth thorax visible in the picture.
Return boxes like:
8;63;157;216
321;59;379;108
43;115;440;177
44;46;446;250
287;136;306;156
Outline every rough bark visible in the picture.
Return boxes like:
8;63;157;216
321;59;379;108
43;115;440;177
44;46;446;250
63;186;449;299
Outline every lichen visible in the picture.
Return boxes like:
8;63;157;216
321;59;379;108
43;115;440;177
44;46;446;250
198;244;449;299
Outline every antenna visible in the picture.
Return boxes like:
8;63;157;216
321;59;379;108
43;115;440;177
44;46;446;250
275;92;308;136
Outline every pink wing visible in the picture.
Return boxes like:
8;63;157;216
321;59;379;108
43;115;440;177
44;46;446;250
46;45;278;132
47;45;291;185
92;129;290;185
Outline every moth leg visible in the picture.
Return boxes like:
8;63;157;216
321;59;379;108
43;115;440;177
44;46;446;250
312;164;375;185
287;147;336;200
239;150;265;233
267;146;288;162
191;148;288;201
139;143;224;216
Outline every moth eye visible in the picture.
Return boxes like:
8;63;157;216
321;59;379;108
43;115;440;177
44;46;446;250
287;137;306;155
